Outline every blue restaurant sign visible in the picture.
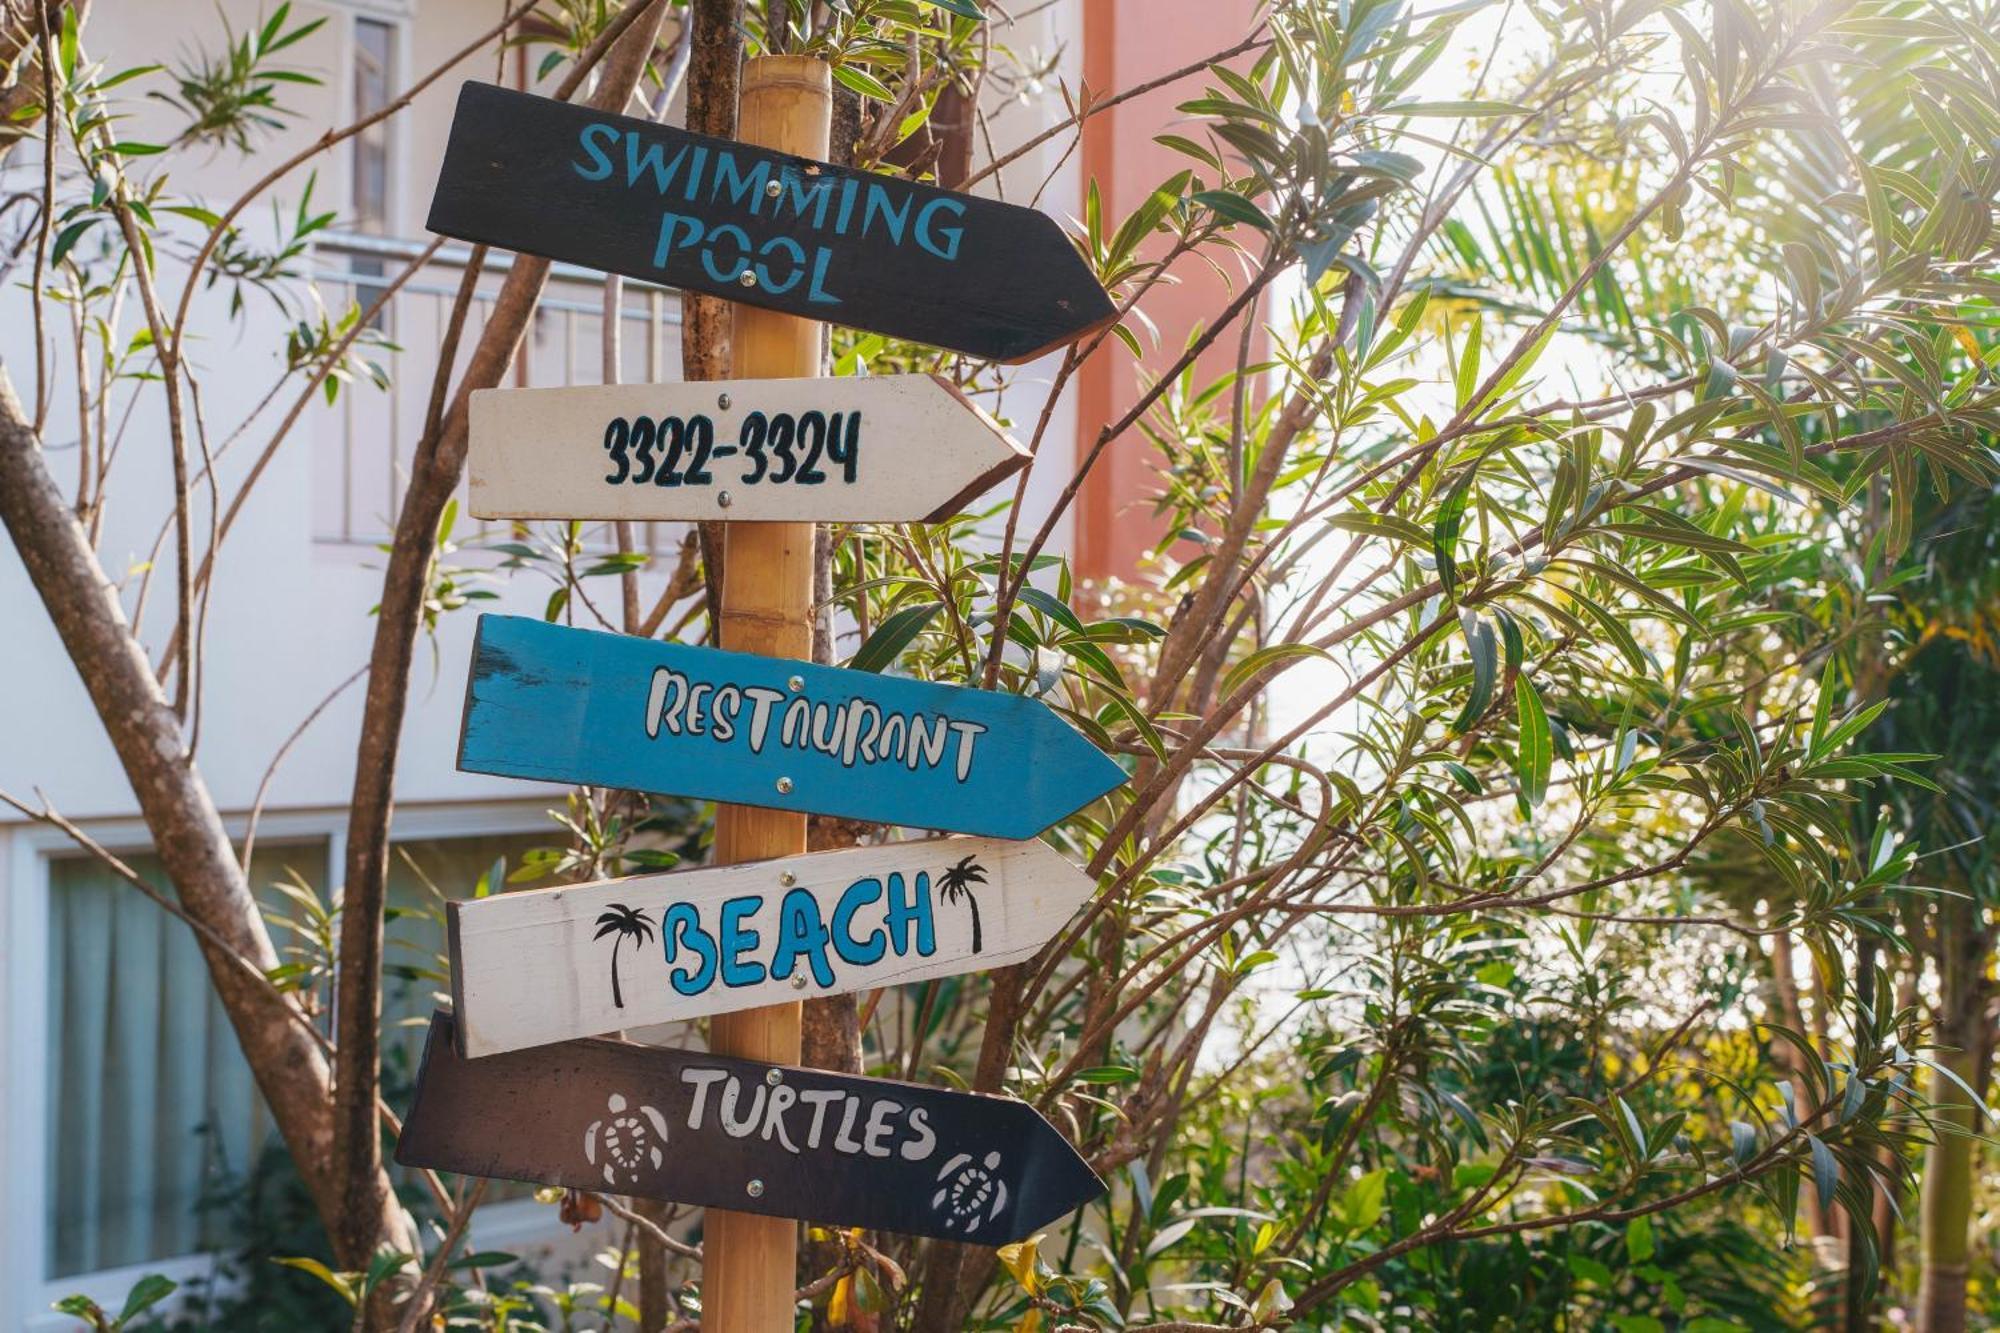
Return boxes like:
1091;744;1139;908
458;616;1126;839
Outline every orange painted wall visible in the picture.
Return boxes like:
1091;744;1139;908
1074;0;1269;587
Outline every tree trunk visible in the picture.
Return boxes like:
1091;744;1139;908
681;0;743;635
1917;894;1988;1333
0;367;413;1263
332;0;671;1280
630;6;743;1324
1843;936;1877;1329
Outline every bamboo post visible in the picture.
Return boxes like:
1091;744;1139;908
703;53;829;1330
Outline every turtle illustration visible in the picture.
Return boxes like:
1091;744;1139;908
583;1092;671;1187
929;1149;1010;1236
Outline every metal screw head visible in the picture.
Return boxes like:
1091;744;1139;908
746;1179;765;1198
717;490;733;509
775;776;794;794
718;393;731;410
764;179;783;198
787;675;805;692
738;270;757;288
779;870;797;886
764;1067;783;1086
791;974;808;989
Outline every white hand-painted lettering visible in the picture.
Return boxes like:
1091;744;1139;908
642;669;986;782
680;1067;730;1128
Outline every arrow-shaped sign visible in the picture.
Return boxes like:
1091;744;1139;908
427;82;1116;363
458;615;1126;839
468;375;1027;524
396;1010;1102;1243
448;836;1093;1058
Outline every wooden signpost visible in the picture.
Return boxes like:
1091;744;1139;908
676;63;821;1319
457;614;1128;839
396;1010;1104;1245
448;836;1094;1058
412;52;1125;1330
466;374;1028;523
426;81;1117;363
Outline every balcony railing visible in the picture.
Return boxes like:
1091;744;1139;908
310;233;684;549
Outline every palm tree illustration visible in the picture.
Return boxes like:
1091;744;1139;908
593;903;655;1009
937;855;989;953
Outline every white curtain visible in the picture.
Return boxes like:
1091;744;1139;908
46;832;548;1277
45;846;319;1278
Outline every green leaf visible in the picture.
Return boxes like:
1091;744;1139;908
1432;466;1478;598
1567;1253;1614;1287
97;63;163;90
831;64;896;102
1076;1065;1140;1084
58;4;78;79
1341;1168;1389;1229
1102;691;1166;761
1807;1134;1838;1210
52;1296;108;1332
116;1274;178;1323
272;1257;358;1305
1220;642;1329;702
1017;585;1084;633
1452;313;1482;409
1382;99;1527;117
1728;1120;1758;1166
849;602;942;673
361;1250;411;1295
1191;188;1273;231
1449;614;1497;733
1624;1214;1655;1263
163;203;225;227
1514;676;1552;807
1350;149;1423;182
921;0;986;17
50;218;98;266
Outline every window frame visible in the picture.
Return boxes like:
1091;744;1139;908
2;800;563;1328
343;5;408;235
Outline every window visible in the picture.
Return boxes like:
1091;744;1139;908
43;844;324;1278
350;17;394;234
348;16;397;334
42;830;550;1279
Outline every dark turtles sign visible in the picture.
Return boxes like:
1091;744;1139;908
426;82;1117;363
396;1011;1103;1243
